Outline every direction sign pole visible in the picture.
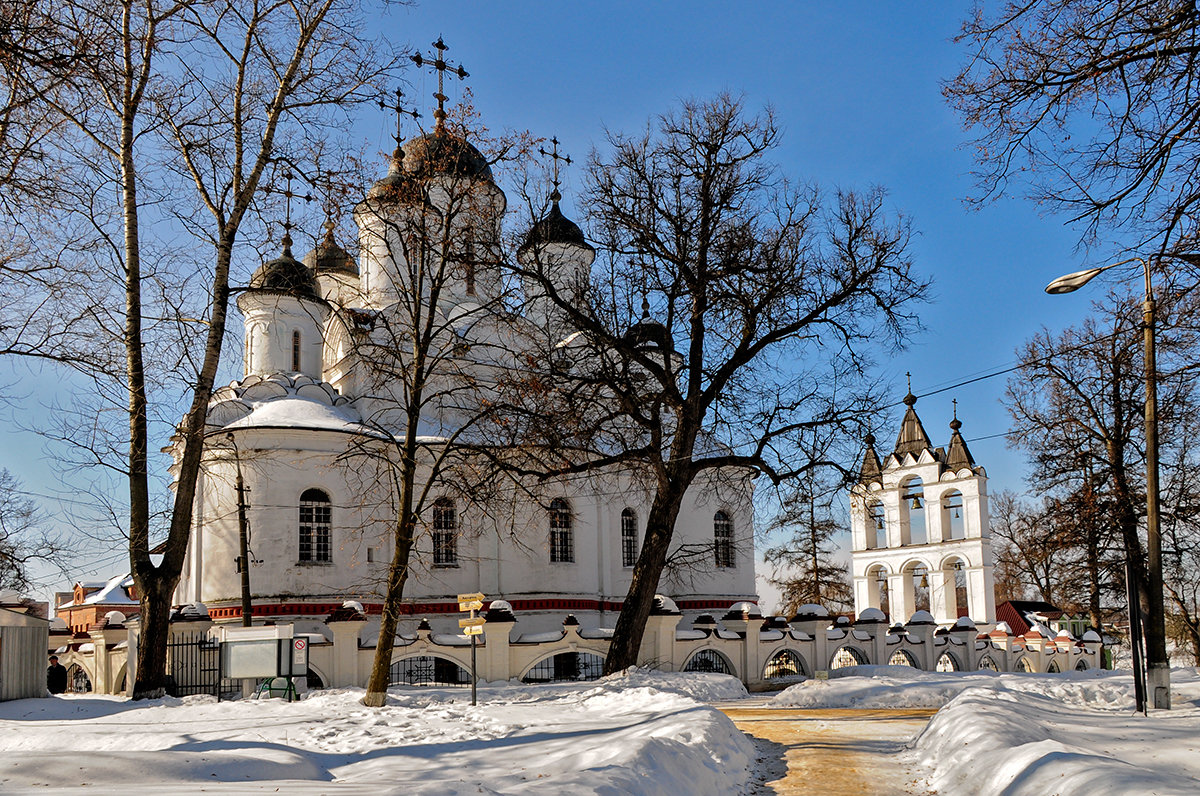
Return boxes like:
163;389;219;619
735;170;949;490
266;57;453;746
470;623;477;706
458;593;485;707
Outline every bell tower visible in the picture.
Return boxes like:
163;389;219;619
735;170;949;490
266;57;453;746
849;387;996;627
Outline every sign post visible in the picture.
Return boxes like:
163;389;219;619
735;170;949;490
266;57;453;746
458;592;485;706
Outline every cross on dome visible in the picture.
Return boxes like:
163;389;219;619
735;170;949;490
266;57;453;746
539;136;573;203
378;86;420;163
411;37;469;130
266;170;313;256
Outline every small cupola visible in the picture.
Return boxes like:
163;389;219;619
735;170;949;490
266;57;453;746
238;232;329;380
945;400;976;472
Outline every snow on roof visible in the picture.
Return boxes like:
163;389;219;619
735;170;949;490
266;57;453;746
60;574;137;608
208;372;384;437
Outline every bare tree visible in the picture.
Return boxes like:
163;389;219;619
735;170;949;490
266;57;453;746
0;468;64;591
947;1;1200;258
1;0;396;697
331;99;529;705
506;95;928;674
763;474;852;615
1004;289;1200;638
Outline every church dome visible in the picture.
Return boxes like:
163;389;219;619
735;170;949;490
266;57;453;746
400;130;492;181
302;223;358;277
519;201;592;253
249;249;320;300
366;159;429;205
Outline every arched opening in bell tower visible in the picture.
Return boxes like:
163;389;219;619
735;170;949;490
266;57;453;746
900;476;926;545
942;489;965;540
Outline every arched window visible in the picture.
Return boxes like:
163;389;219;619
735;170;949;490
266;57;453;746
1074;659;1089;671
977;655;999;672
299;488;332;562
942;490;965;540
830;646;867;669
936;652;960;672
433;498;457;567
463;237;477;296
621;508;638;567
390;655;470;687
522;651;604;683
888;649;919;667
764;649;809;680
714;510;735;568
868;500;887;548
549;498;573;563
901;477;926;545
683;649;734;675
291;330;301;372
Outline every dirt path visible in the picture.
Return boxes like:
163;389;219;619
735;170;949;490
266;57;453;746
717;706;937;795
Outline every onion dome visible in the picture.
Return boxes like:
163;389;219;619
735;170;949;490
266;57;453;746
366;149;428;205
624;295;672;350
248;236;320;300
302;220;358;277
520;199;592;254
400;129;492;181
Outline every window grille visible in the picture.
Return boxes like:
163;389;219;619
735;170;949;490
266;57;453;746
549;498;573;563
299;488;332;562
621;508;638;567
521;652;604;683
292;330;301;372
389;655;470;687
713;511;735;568
764;649;808;680
684;649;733;675
433;498;457;567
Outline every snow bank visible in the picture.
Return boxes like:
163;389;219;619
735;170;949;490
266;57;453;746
0;672;754;795
912;683;1200;795
770;665;1146;710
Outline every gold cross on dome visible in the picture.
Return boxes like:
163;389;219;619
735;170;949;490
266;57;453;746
411;37;469;130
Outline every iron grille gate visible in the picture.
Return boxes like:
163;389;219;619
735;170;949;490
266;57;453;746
166;631;223;697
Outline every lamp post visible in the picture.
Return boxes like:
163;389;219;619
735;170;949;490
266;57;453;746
1046;257;1171;711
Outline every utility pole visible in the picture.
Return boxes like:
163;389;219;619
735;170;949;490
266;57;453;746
227;434;253;628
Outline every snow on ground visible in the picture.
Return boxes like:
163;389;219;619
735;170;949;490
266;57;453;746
0;670;754;795
774;665;1200;795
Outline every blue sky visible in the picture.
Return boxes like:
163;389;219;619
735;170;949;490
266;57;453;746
385;1;1096;490
5;3;1120;601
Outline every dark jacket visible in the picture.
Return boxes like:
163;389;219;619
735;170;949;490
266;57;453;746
47;662;68;694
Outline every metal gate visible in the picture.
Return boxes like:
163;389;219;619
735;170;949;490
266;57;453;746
166;631;222;697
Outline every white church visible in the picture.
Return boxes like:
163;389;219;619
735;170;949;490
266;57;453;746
171;111;758;636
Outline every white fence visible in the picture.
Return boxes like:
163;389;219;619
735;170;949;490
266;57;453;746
50;600;1104;696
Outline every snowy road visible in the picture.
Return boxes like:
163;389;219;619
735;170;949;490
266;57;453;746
717;704;936;795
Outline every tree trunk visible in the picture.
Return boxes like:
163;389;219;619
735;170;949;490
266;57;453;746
362;507;416;706
132;575;174;698
603;485;687;675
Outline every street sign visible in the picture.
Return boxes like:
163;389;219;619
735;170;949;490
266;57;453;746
457;592;486;706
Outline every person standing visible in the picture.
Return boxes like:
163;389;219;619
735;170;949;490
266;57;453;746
46;655;67;694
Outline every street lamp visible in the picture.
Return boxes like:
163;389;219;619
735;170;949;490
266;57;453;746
1045;256;1171;712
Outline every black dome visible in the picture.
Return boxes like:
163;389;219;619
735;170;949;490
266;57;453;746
520;202;592;253
249;251;320;300
401;130;492;180
624;318;672;350
302;226;358;276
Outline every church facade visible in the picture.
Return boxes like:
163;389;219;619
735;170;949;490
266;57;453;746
172;122;758;636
